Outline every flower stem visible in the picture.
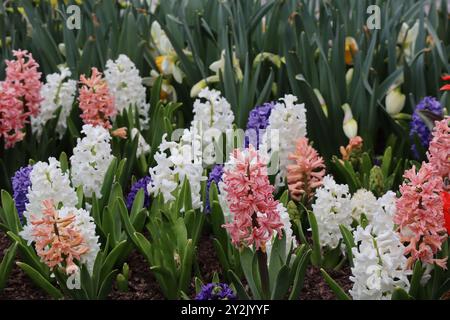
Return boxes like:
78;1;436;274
257;248;270;299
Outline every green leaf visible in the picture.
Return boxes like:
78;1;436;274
391;287;413;300
288;248;311;300
17;262;63;299
270;265;290;300
339;225;355;267
227;270;250;300
307;211;322;266
320;268;350;300
0;242;18;290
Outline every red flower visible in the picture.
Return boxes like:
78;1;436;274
440;75;450;91
442;191;450;235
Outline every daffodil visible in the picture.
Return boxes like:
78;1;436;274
344;37;358;65
342;103;358;139
385;86;405;115
150;21;184;83
397;21;419;63
209;50;243;81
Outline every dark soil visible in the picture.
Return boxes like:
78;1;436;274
0;230;352;300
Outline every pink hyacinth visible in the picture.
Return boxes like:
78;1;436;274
31;199;89;275
287;137;326;202
0;50;42;148
394;163;448;269
78;67;115;129
427;117;450;182
222;145;284;250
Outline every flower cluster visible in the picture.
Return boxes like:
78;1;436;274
0;50;42;148
131;128;151;158
222;146;283;250
349;223;410;300
12;165;33;220
195;283;236;300
22;157;78;222
20;199;99;275
205;164;224;214
78;67;116;129
311;175;352;249
261;94;307;187
70;124;114;198
287;137;325;203
245;101;275;148
31;67;77;139
191;88;234;163
126;176;152;210
427;117;450;181
394;163;447;269
410;96;443;158
104;54;150;129
148;128;206;210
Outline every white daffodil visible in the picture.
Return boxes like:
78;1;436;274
209;50;243;81
342;103;358;139
397;21;419;63
386;86;406;115
150;21;184;83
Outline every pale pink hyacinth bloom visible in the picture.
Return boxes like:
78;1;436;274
287;137;326;202
222;145;284;250
0;50;42;148
78;67;115;129
394;163;447;269
30;199;89;275
427;117;450;182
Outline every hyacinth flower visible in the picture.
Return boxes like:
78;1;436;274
287;137;325;203
126;176;152;211
11;165;33;222
0;49;42;148
222;145;283;298
222;146;283;250
409;97;443;159
245;102;275;148
427;117;450;182
195;283;236;300
28;199;89;275
394;163;447;269
204;164;224;214
78;67;116;129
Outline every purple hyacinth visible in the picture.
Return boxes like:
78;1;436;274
12;165;33;222
410;96;443;159
195;283;236;300
126;176;152;210
205;164;224;214
245;101;275;148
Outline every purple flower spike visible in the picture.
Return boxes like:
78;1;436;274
410;96;443;159
245;101;276;148
205;164;224;214
126;176;152;210
195;283;236;300
12;165;33;222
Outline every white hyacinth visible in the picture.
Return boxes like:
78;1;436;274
148;128;206;210
20;157;78;242
262;94;307;187
70;125;114;198
104;54;150;129
31;67;76;139
350;189;379;222
311;175;352;249
131;128;151;158
349;224;410;300
191;87;234;163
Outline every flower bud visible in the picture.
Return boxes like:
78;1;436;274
386;87;406;115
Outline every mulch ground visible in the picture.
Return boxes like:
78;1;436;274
0;230;352;300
